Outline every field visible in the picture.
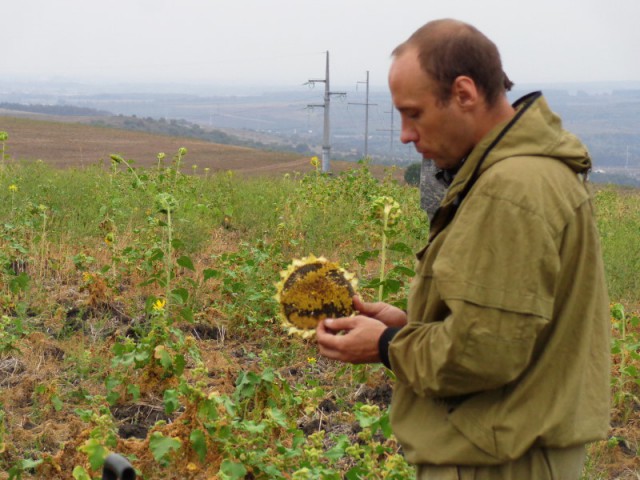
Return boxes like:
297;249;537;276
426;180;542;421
0;122;638;479
0;115;403;181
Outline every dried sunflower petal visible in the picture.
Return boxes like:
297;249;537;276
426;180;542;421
275;254;357;338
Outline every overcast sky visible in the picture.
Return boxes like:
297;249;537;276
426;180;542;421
4;0;640;90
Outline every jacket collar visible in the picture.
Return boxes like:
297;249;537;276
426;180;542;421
427;92;543;243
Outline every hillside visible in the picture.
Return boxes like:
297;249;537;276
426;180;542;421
0;115;404;180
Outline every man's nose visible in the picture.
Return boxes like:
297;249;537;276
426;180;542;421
400;124;418;144
400;120;418;144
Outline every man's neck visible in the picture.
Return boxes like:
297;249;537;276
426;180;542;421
472;96;516;145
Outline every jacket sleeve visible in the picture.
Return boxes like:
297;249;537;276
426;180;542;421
388;303;549;397
388;183;561;398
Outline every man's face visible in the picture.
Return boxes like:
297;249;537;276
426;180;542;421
389;48;473;170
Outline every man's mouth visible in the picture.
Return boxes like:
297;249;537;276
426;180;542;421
418;149;433;160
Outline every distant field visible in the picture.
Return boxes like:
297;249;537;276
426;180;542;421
0;114;405;180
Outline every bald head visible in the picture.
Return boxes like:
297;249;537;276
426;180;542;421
393;19;513;107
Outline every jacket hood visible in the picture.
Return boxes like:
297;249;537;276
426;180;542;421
478;92;591;176
428;92;591;241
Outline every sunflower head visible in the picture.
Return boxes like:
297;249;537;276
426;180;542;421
275;254;357;338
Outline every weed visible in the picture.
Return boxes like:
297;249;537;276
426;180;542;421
610;303;640;422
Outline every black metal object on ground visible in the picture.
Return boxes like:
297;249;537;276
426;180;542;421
102;454;135;480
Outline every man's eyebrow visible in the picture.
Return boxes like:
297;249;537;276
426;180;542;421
396;106;420;114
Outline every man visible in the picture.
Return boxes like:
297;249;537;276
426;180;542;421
316;19;610;480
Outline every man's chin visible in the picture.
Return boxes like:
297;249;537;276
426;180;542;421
425;156;445;169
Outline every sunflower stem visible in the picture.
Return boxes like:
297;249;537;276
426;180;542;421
378;206;389;302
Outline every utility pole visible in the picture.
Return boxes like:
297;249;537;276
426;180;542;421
625;145;630;170
305;51;346;173
377;102;400;162
348;70;377;158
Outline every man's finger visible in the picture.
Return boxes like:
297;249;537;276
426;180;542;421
352;296;367;313
323;317;356;331
317;321;345;349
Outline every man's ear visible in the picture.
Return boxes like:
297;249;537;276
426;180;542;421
451;76;478;110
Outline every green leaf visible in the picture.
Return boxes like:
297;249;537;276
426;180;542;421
261;369;275;383
105;376;121;404
78;438;108;471
149;432;181;464
198;398;219;422
388;242;414;255
105;375;121;391
134;349;151;365
325;435;349;461
148;248;164;262
390;265;415;277
241;420;266;434
8;459;44;480
157;348;173;371
268;408;288;427
611;303;625;321
9;273;30;294
345;466;367;479
171;287;189;304
190;429;207;463
379;409;393;438
391;297;408;311
72;466;92;480
51;394;63;412
21;459;43;470
361;278;382;289
219;459;247;479
355;250;379;266
382;278;402;295
173;354;186;376
180;307;194;323
234;371;258;400
127;383;141;401
203;269;220;281
164;389;180;415
177;255;195;271
75;409;94;422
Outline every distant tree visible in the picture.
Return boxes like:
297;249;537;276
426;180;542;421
0;102;109;116
404;162;421;186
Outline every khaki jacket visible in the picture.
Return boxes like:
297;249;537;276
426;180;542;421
387;92;610;465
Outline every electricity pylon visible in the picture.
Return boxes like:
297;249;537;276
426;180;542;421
305;51;346;173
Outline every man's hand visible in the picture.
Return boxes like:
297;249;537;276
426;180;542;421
316;315;388;364
315;296;407;364
352;296;407;328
